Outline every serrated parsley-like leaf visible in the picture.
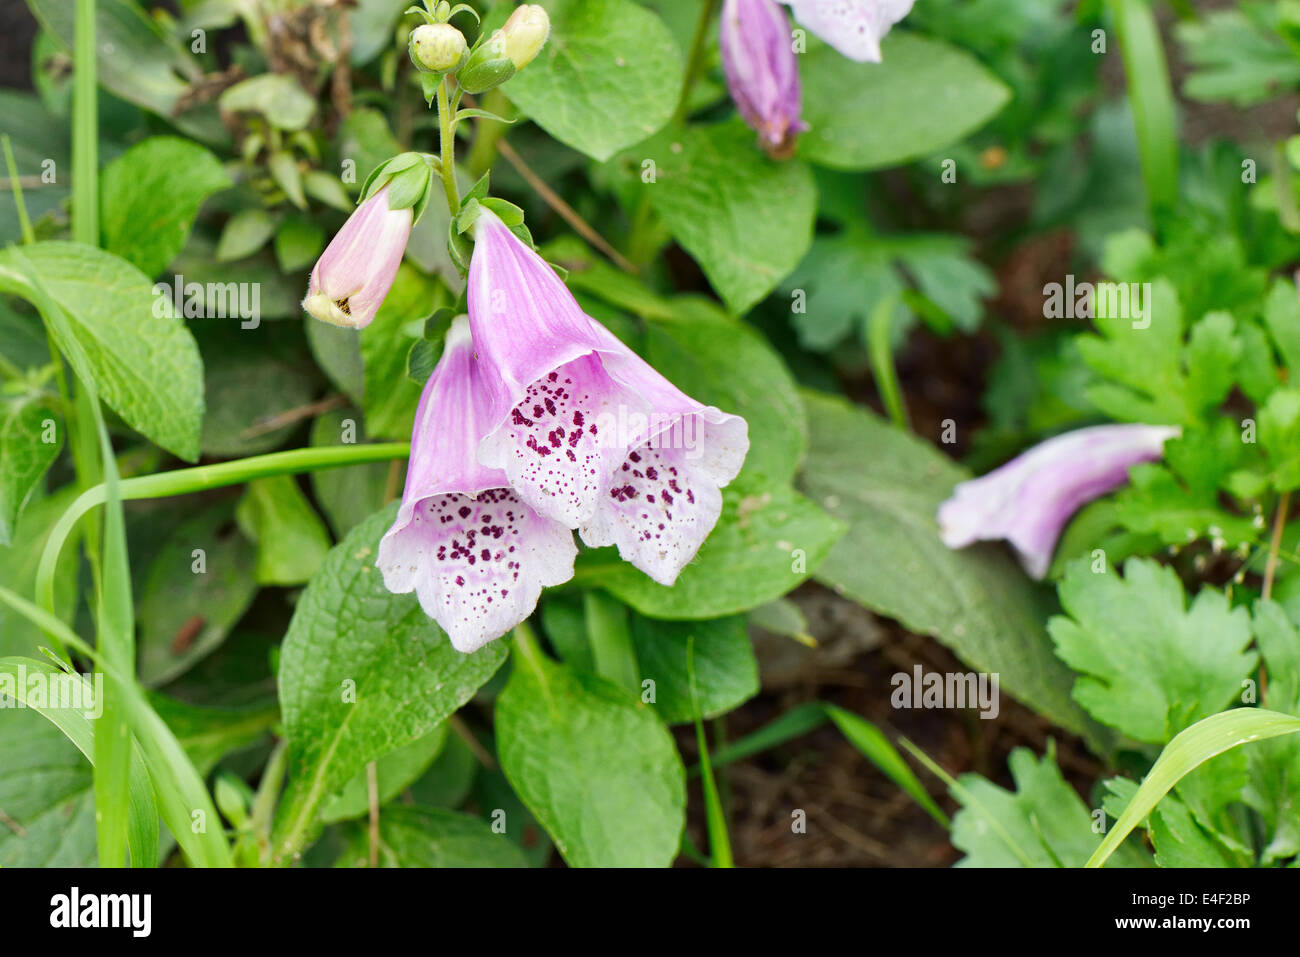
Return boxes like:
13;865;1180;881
1049;557;1257;743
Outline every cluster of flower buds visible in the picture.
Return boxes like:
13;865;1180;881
406;1;550;95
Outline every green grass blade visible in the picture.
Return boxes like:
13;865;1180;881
1087;708;1300;868
687;637;732;867
866;294;909;430
702;701;830;771
92;409;135;866
1108;0;1178;216
825;705;949;828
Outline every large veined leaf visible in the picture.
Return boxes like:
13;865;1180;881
798;34;1011;171
0;242;205;461
500;0;683;161
334;806;528;867
100;137;231;278
639;120;817;314
496;649;685;866
274;505;507;859
797;390;1105;746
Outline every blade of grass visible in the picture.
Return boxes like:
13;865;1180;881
1087;708;1300;868
92;403;134;866
825;705;948;828
688;637;732;867
703;701;830;770
1108;0;1178;217
866;294;909;430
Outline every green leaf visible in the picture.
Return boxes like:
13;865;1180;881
335;806;528;867
322;724;447;823
1077;279;1240;426
197;325;320;457
0;705;98;865
0;242;205;460
219;74;316;131
0;485;78;658
274;215;325;273
798;34;1010;171
100;136;231;278
27;0;222;143
273;505;507;861
236;475;332;586
1244;600;1300;864
1049;557;1258;744
1177;6;1300;107
500;0;683;161
798;390;1104;745
215;209;277;262
0;658;160;867
361;263;441;440
639;120;816;313
136;500;258;686
578;482;843;619
496;644;686;866
950;747;1147;867
628;611;758;724
0;398;61;546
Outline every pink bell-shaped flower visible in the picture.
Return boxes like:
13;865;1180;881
466;210;749;585
377;316;577;652
721;0;807;157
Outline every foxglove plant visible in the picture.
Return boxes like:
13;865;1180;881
466;209;750;585
301;185;413;329
377;315;577;652
721;0;806;157
937;423;1180;578
782;0;915;63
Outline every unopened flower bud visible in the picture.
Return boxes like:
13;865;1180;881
410;22;469;74
500;4;550;70
457;30;516;93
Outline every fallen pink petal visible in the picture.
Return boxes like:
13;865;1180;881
937;423;1180;578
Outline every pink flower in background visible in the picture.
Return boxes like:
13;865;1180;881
782;0;915;63
377;316;576;652
721;0;806;157
302;185;412;329
467;209;749;585
937;423;1180;579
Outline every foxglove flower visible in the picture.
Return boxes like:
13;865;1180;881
782;0;915;63
721;0;806;157
467;210;749;585
302;185;412;329
937;423;1179;579
377;316;577;652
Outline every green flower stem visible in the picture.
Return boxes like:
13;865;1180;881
436;76;461;215
72;0;97;246
674;0;720;123
35;443;410;637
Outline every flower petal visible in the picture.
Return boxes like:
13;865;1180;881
580;442;725;586
379;488;575;653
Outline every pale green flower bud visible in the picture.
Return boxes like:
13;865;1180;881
410;22;469;74
500;4;550;70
